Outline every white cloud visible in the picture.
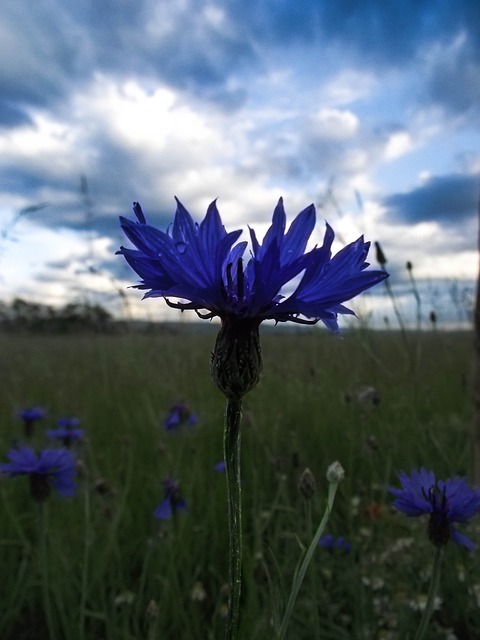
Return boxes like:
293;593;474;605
384;130;413;160
308;108;359;141
0;112;82;179
321;70;378;106
0;221;88;302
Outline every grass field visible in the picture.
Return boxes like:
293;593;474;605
0;327;478;639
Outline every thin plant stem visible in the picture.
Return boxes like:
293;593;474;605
473;190;480;484
39;503;58;640
305;500;320;636
79;483;91;640
277;481;339;640
413;547;443;640
223;396;243;640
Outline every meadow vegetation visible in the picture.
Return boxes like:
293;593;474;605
0;327;478;639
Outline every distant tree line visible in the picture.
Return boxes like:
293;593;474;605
0;298;114;333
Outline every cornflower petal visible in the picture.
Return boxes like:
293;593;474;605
154;477;187;519
1;447;38;473
154;498;172;520
118;198;388;328
282;204;316;262
441;477;480;522
451;528;475;550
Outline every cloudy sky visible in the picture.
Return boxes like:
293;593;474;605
0;0;478;328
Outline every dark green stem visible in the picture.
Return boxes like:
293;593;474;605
39;503;58;640
224;396;243;640
413;547;443;640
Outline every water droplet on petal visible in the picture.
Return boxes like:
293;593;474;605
176;241;187;254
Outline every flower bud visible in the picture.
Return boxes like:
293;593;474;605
326;461;345;484
374;241;387;266
211;317;262;399
298;467;316;499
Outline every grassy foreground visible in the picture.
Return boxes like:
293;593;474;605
0;327;478;639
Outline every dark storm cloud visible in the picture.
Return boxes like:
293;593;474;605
0;101;32;128
426;40;480;118
243;0;479;63
0;0;256;117
242;1;480;120
383;174;479;224
0;3;85;108
3;0;479;116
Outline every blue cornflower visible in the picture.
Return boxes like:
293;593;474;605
164;403;198;431
389;469;480;550
47;419;84;447
153;478;187;520
119;199;387;329
118;199;388;398
0;447;77;502
19;407;46;422
56;417;81;429
18;407;46;438
318;533;351;553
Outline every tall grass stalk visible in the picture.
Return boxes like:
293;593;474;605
79;484;91;640
413;548;443;640
39;503;58;640
277;477;339;640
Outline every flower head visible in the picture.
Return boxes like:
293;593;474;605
18;407;46;438
153;477;186;520
118;198;388;330
0;447;77;501
318;533;351;554
19;407;46;422
47;424;84;447
56;417;81;429
389;469;480;549
164;403;198;431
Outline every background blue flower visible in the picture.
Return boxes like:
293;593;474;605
56;417;81;429
19;407;46;422
390;469;480;549
18;407;46;438
153;478;186;520
0;447;77;501
164;403;198;431
47;425;84;447
318;533;351;553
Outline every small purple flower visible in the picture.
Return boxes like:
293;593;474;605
389;469;480;550
214;460;226;473
19;407;46;422
47;417;84;447
18;407;46;438
0;447;77;502
56;417;81;429
318;534;351;553
164;403;198;431
153;478;186;520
